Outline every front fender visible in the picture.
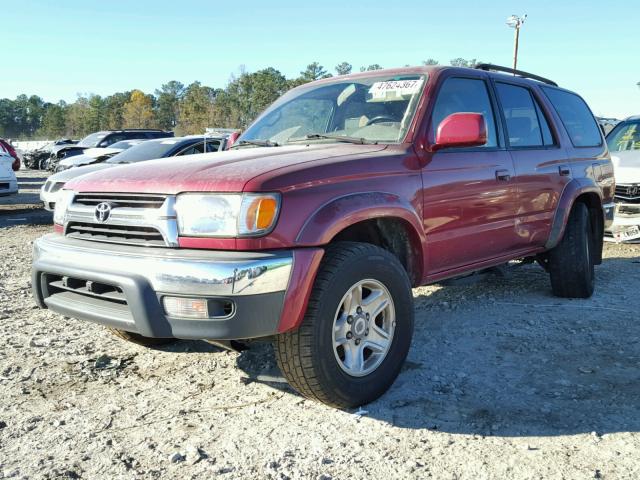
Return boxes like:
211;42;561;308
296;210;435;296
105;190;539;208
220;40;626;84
295;191;425;246
545;178;603;250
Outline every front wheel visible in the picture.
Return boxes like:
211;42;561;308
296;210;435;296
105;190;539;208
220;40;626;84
275;242;414;408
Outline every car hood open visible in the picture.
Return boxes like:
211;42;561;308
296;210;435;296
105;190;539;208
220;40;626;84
66;143;387;194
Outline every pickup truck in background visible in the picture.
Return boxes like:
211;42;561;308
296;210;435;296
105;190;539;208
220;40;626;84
32;64;615;408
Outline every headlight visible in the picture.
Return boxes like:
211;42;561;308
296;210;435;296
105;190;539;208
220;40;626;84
175;193;280;237
53;190;75;225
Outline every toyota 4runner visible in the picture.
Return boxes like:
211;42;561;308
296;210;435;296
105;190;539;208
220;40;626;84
32;64;615;408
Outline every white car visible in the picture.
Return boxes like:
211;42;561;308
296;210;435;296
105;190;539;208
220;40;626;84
0;151;18;196
605;115;640;242
40;134;229;210
53;139;145;172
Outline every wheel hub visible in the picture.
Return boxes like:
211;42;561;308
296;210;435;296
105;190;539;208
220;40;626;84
332;279;396;377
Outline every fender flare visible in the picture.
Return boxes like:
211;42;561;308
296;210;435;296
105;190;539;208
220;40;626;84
295;191;426;248
545;178;603;250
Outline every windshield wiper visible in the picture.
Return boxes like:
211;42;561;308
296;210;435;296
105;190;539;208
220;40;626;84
288;134;375;145
230;139;279;149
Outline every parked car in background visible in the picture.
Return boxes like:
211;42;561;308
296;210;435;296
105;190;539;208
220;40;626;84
40;134;230;210
597;117;621;136
0;139;22;171
0;150;18;196
47;129;174;171
32;65;614;408
54;139;145;172
23;139;77;170
605;115;640;242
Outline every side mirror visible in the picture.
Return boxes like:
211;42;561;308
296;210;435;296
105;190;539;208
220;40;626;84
431;112;487;151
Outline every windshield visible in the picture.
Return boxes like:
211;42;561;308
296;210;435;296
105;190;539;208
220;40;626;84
105;138;185;164
240;74;426;146
77;132;107;147
607;121;640;151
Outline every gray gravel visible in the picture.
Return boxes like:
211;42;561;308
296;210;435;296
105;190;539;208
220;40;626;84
1;224;639;479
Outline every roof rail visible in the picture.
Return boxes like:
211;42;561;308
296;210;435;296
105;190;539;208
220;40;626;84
474;63;558;87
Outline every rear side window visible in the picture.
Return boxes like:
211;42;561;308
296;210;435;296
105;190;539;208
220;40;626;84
542;88;602;147
431;77;498;148
495;83;554;148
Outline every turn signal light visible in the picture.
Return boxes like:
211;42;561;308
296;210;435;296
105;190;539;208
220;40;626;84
244;196;279;232
163;296;209;319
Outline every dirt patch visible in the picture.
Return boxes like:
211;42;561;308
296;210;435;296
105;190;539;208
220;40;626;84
1;225;639;479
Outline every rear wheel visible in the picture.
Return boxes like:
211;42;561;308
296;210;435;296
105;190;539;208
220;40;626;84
275;242;414;408
108;327;177;347
547;202;595;298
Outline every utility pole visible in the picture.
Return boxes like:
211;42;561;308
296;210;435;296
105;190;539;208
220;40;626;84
506;14;527;71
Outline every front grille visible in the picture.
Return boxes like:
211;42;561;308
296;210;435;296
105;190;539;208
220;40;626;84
615;184;640;204
67;222;165;246
74;193;167;209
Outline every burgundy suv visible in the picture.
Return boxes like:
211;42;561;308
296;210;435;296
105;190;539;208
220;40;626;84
32;64;615;408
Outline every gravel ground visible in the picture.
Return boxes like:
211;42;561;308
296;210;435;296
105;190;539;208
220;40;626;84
1;225;639;479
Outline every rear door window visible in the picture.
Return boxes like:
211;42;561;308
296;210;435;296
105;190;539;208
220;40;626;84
542;87;602;147
431;77;498;147
495;83;554;148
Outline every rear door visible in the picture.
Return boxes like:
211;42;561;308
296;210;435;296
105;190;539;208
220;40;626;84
422;75;519;273
493;81;569;249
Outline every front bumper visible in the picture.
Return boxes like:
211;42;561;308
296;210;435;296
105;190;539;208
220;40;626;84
0;178;18;196
604;202;640;243
32;234;294;340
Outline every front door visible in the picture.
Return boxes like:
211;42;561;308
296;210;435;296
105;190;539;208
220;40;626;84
422;76;519;274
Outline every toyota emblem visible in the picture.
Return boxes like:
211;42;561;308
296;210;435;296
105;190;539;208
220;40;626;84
627;185;639;196
94;202;112;223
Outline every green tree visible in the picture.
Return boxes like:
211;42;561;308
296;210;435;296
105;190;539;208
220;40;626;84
155;81;185;129
335;62;353;76
422;58;439;65
103;92;130;130
65;96;92;137
360;64;383;72
122;90;156;128
450;58;482;67
300;62;331;82
40;101;68;138
176;82;216;135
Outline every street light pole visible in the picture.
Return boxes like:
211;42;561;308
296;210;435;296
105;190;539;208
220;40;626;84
506;14;527;72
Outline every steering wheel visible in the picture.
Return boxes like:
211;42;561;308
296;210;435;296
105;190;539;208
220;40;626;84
365;115;397;126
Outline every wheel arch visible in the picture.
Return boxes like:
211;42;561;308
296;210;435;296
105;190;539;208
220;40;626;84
295;192;426;286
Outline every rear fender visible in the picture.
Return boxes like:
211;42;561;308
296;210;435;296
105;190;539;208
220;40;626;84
545;178;603;253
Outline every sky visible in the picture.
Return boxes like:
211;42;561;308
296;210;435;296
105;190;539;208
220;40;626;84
2;0;639;119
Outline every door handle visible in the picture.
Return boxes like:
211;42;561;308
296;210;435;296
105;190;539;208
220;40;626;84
559;165;571;176
495;169;511;181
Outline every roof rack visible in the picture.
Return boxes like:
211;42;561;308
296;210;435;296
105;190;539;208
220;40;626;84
474;63;558;87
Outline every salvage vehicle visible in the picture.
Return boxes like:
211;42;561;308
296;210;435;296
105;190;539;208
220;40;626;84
47;129;174;171
0;138;22;171
40;134;232;211
605;115;640;242
0;150;18;196
32;64;614;408
54;139;145;172
23;139;77;170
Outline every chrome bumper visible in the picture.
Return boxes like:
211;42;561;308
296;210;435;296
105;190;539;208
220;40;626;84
32;234;294;339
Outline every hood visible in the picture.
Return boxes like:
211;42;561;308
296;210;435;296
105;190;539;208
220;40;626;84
66;143;386;194
58;147;122;167
52;144;87;155
611;150;640;184
49;163;116;184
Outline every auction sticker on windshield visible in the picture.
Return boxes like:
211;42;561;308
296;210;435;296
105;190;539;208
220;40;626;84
369;79;423;100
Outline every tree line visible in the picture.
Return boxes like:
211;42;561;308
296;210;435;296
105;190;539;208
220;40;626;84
0;58;481;140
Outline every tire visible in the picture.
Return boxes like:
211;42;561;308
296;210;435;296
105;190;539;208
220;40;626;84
107;327;177;347
275;242;414;408
548;202;595;298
